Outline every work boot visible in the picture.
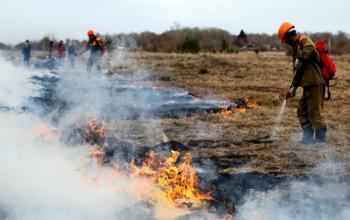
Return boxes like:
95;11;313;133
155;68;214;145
300;126;314;144
315;128;327;143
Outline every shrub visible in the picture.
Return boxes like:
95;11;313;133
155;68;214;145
178;37;200;53
221;39;229;52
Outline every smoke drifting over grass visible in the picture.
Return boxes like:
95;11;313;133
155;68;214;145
237;159;350;220
0;58;187;220
0;59;38;108
0;114;138;220
0;59;140;220
1;54;349;220
54;69;169;145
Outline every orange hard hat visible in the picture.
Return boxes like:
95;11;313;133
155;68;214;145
277;22;295;41
87;29;94;36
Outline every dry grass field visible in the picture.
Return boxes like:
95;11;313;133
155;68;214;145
108;51;350;176
2;49;348;176
1;49;349;219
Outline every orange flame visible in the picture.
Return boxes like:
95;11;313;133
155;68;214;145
87;120;105;140
79;120;216;212
130;150;213;207
91;147;105;166
244;98;260;109
218;98;260;116
235;107;247;113
84;119;107;166
219;109;233;116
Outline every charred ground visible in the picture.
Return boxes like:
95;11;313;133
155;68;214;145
108;51;350;177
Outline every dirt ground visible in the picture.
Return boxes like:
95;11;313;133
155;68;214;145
108;51;350;176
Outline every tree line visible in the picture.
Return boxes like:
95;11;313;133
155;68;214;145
4;27;350;55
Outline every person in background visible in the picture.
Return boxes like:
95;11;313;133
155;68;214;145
22;40;31;67
66;39;76;68
104;36;114;66
80;29;105;73
56;40;66;66
48;41;54;58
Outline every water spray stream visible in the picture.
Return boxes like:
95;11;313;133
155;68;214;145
271;100;287;139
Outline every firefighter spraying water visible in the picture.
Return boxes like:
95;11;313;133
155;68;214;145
276;22;337;143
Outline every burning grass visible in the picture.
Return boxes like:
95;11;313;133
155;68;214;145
2;50;349;220
55;51;349;218
130;150;214;208
82;119;213;210
84;120;106;148
218;98;260;116
107;51;350;176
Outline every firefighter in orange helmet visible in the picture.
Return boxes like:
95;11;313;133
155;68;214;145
80;29;105;73
278;22;327;144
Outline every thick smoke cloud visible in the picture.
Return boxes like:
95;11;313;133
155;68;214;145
0;59;38;108
0;58;188;220
0;114;137;220
237;159;350;220
0;59;141;220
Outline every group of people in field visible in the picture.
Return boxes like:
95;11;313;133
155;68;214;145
22;29;105;72
54;40;77;67
21;24;335;144
22;39;77;68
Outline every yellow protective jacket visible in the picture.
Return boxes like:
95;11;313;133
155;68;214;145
291;35;326;88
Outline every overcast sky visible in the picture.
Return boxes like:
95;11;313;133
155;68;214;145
2;0;349;44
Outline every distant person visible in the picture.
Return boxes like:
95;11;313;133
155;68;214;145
104;36;114;65
66;39;76;68
80;29;105;73
48;41;54;58
22;40;31;67
278;22;327;143
56;40;66;66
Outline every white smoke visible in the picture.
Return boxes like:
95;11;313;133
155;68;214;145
237;159;350;220
0;113;139;220
54;67;169;146
0;59;38;108
0;58;142;220
0;57;185;220
4;53;348;220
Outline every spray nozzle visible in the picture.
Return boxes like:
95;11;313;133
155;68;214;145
284;87;297;100
285;91;292;100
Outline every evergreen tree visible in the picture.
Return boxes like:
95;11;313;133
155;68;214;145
178;37;200;53
221;39;229;52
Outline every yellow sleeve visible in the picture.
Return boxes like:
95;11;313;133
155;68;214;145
299;36;316;59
